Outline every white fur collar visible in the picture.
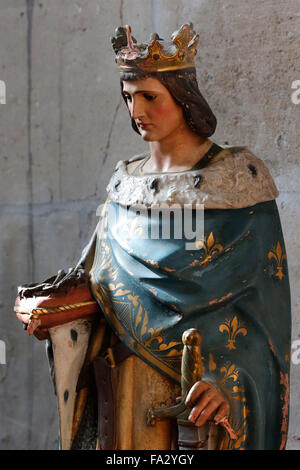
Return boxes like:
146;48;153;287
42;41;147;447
106;146;278;209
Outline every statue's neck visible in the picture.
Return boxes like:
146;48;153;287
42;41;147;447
146;135;212;173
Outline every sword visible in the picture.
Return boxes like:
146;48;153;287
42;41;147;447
147;328;210;450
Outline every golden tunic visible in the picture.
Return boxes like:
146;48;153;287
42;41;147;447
114;354;180;449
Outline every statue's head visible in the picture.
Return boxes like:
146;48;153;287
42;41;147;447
112;24;217;140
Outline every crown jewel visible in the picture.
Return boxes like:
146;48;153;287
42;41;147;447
111;23;199;73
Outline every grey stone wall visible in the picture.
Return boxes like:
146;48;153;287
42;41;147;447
0;0;299;449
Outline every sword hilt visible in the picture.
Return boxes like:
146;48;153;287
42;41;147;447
181;328;203;397
146;328;203;426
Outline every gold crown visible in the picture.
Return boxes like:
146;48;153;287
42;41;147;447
111;23;199;73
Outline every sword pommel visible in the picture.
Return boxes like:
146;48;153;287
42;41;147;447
182;328;202;347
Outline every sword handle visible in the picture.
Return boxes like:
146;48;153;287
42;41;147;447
146;328;203;426
181;328;203;398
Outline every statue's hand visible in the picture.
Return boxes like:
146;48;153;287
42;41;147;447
185;380;229;427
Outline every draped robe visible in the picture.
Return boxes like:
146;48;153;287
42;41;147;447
50;145;291;450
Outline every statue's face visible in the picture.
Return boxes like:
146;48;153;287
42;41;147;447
122;77;187;142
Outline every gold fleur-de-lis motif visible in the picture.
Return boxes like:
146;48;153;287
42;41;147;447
122;216;143;238
268;241;287;280
219;316;247;350
214;361;249;450
220;363;239;384
195;232;223;267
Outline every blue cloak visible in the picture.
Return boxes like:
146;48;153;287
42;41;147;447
88;147;291;450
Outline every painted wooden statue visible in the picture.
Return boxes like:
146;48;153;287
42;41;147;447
15;23;291;450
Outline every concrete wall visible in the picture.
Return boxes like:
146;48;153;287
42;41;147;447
0;0;299;449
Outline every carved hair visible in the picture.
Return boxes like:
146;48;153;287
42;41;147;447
120;68;217;138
